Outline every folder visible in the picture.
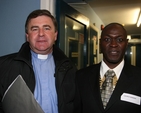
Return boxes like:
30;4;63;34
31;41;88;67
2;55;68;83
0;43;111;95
2;75;44;113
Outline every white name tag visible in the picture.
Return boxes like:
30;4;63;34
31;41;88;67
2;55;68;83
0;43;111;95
121;93;140;105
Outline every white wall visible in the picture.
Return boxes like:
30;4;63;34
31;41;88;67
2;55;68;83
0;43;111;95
0;0;56;56
40;0;56;17
0;0;40;56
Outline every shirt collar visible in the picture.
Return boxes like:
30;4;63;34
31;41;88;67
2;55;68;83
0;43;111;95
31;50;52;60
100;59;124;79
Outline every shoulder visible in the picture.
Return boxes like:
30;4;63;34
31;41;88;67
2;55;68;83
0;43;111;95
0;53;18;78
124;63;141;72
76;63;100;75
75;63;101;85
53;45;68;60
0;53;18;65
53;45;76;67
123;63;141;79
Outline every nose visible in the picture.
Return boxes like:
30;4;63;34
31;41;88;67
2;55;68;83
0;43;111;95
110;39;118;47
39;28;44;36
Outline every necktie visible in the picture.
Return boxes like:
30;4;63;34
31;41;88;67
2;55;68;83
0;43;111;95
101;69;116;109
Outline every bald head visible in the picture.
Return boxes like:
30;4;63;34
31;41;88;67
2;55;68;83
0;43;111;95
101;23;127;38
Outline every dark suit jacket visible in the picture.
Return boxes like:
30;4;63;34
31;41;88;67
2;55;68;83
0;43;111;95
74;62;141;113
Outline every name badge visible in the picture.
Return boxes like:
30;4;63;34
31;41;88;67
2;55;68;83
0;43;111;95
121;93;140;105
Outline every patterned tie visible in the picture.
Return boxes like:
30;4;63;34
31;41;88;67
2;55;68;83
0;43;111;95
101;69;116;109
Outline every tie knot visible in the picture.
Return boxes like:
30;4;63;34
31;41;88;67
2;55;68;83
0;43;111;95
105;69;115;78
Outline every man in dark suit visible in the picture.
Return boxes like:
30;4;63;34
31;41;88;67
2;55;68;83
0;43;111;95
73;23;141;113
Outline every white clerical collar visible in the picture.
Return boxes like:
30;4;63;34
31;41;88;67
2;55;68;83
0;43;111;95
37;54;48;59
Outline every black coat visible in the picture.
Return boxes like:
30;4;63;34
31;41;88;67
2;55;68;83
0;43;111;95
74;63;141;113
0;42;77;113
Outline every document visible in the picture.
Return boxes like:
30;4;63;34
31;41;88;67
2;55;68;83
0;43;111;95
2;75;44;113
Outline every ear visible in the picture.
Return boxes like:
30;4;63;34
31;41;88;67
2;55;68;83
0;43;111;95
26;33;29;42
99;38;102;53
54;31;58;41
126;39;129;48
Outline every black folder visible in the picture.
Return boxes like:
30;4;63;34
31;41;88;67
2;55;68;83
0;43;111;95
2;75;44;113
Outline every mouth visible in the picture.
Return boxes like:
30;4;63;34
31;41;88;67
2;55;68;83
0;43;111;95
37;40;47;42
110;50;119;55
111;51;117;53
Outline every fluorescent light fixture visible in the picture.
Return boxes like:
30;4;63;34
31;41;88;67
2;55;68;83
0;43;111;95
137;11;141;27
127;35;131;40
73;25;80;30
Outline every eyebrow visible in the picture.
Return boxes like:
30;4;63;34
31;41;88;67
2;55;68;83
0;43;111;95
104;34;123;37
43;25;51;29
31;26;38;30
30;25;51;30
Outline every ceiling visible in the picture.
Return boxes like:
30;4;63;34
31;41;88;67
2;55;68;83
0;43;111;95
63;0;141;36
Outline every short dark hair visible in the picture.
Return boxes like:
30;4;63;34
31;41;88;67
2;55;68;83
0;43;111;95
25;9;58;33
101;22;127;38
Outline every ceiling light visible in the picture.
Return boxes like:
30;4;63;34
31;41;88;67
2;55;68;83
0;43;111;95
127;35;131;40
137;11;141;27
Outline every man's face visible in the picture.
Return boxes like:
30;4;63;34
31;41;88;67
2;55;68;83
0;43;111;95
26;15;57;54
100;24;128;67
